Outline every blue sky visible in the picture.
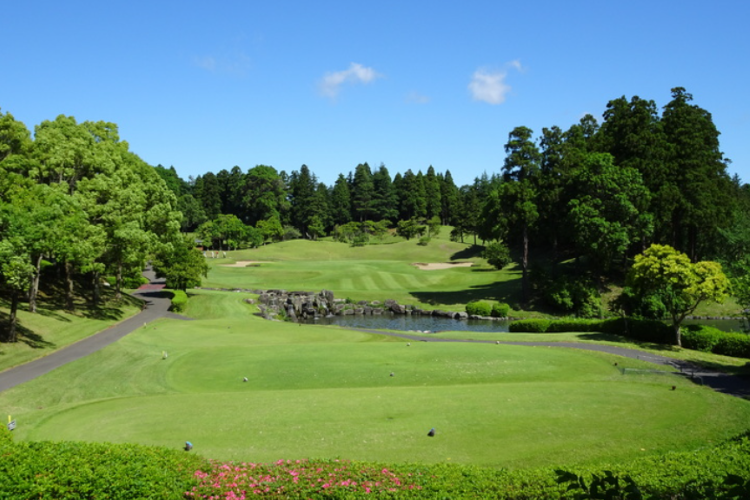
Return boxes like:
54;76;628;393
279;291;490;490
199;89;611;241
2;1;748;187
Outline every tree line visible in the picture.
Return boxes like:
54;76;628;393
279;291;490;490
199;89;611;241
3;86;749;337
0;112;203;342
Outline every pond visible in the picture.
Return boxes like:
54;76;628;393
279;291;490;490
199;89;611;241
303;313;746;334
303;312;511;333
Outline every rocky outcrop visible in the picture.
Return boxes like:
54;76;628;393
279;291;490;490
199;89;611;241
226;287;512;323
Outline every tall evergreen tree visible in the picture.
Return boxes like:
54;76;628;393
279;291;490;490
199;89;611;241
598;95;671;247
195;172;222;221
661;87;733;260
329;174;352;226
501;126;541;303
424;165;442;219
242;165;289;226
439;170;460;226
289;164;317;235
371;164;398;222
351;163;375;221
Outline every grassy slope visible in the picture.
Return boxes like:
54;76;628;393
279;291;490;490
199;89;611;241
204;237;521;311
204;235;743;318
4;290;749;470
0;294;141;372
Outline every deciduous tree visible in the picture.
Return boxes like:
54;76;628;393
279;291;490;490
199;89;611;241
626;244;730;346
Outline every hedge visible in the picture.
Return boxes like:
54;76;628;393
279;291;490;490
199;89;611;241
682;324;725;352
0;429;208;500
466;301;492;317
170;289;188;313
509;319;551;333
491;302;511;318
1;425;750;498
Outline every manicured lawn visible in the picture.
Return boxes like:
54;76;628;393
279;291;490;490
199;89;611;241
0;295;141;373
5;290;750;470
204;238;521;311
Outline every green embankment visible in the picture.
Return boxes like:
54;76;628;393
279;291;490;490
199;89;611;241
0;295;141;373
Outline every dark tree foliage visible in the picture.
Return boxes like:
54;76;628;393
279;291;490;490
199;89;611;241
351;163;375;221
439;170;460;226
329;174;352;226
424;165;442;219
661;87;734;260
371;164;399;222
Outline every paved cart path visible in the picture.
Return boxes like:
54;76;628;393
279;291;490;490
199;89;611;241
0;268;191;393
1;283;748;400
349;328;750;399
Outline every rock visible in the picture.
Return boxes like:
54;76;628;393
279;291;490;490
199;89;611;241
389;302;406;314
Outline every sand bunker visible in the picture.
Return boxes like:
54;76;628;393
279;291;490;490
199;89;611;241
413;262;473;271
221;260;273;268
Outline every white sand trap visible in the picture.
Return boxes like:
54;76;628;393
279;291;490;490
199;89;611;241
413;262;473;271
221;260;273;268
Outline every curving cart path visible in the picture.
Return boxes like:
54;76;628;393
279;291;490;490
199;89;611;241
0;267;191;393
348;328;750;400
1;281;748;400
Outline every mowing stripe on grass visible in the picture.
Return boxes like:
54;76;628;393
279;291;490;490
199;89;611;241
359;275;378;291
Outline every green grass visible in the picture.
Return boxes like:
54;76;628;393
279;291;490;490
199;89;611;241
4;290;750;470
0;294;141;373
205;239;520;311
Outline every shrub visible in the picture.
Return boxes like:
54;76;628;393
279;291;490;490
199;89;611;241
713;332;750;358
170;289;188;312
613;286;668;320
417;236;431;246
537;274;601;318
491;302;510;318
545;319;603;333
620;318;674;344
682;325;725;352
106;275;149;289
509;319;551;333
350;233;369;247
0;439;208;499
466;301;492;316
482;242;511;270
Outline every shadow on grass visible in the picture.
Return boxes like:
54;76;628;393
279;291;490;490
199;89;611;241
450;245;484;260
410;280;522;307
0;313;56;349
577;333;680;352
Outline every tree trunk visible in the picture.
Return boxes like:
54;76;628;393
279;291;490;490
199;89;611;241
64;260;75;311
92;270;101;306
522;224;530;304
673;319;682;347
7;294;19;343
688;225;698;262
115;260;123;301
28;254;43;313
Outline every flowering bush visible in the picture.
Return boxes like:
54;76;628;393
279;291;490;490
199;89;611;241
187;458;422;499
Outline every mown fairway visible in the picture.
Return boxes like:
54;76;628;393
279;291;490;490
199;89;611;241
203;236;521;309
4;290;750;469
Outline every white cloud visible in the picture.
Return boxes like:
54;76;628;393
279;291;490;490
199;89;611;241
319;63;381;98
508;59;525;72
468;61;525;105
469;69;511;105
